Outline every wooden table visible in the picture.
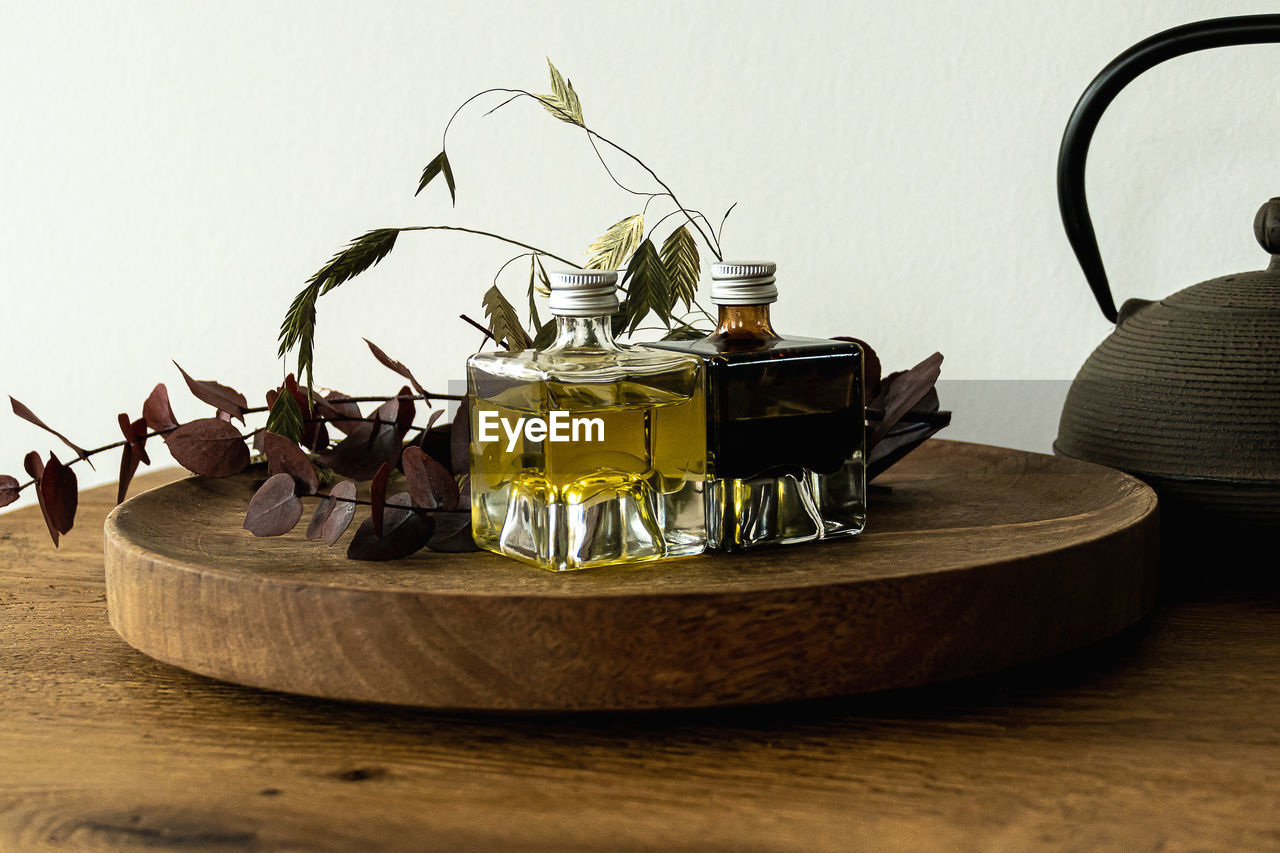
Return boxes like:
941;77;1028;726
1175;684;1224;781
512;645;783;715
2;470;1278;851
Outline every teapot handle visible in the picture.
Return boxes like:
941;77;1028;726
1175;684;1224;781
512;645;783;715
1058;15;1280;323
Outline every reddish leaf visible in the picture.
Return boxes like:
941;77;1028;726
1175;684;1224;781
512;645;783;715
370;462;391;537
23;452;58;545
427;512;476;552
23;451;44;480
318;423;401;481
869;352;944;446
117;413;150;466
402;446;459;511
309;421;330;454
10;397;91;465
364;338;428;398
243;473;303;537
450;399;470;476
0;475;19;508
174;362;248;423
347;493;433;561
316;390;412;480
40;453;78;536
143;383;179;432
282;374;327;451
284;374;310;415
315;391;363;435
306;479;358;546
416;410;450;469
393;394;415;437
365;387;413;446
261;431;319;495
117;444;139;505
868;417;950;481
167;418;251;478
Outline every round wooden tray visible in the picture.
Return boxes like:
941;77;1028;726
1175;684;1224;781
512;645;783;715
103;440;1159;711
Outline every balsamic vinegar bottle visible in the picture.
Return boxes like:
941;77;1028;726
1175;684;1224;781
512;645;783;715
467;269;708;571
646;261;866;550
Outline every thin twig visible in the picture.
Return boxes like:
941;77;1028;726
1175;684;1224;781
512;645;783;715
441;87;723;261
460;313;508;349
397;225;579;269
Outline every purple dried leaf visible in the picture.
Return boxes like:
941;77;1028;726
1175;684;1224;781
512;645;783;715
117;413;151;466
261;431;319;495
868;417;951;481
306;479;358;545
363;387;413;444
427;512;476;552
450;399;470;477
39;452;77;536
370;462;391;537
869;352;943;447
317;423;401;481
143;383;179;432
23;451;44;481
10;397;92;466
402;445;459;511
117;443;139;505
393;394;415;437
0;475;18;509
24;452;54;541
174;362;248;423
308;421;330;454
305;493;334;540
282;374;327;451
347;492;434;561
315;391;362;434
23;451;58;545
244;473;304;537
166;418;251;478
364;339;428;398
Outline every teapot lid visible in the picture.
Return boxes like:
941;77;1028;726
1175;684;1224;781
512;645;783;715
1158;198;1280;315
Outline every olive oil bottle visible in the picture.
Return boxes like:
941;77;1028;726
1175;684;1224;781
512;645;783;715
467;270;707;571
647;261;866;550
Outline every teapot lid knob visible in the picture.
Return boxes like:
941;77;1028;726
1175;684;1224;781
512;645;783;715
1254;198;1280;254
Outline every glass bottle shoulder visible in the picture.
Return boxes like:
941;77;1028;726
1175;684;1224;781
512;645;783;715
468;343;701;384
646;332;862;365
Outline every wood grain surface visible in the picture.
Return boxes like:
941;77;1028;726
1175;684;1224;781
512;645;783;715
1;462;1278;851
102;441;1158;711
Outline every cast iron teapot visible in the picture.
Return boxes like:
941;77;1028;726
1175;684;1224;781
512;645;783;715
1055;16;1280;548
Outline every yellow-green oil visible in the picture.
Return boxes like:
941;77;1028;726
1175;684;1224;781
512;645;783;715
469;379;707;571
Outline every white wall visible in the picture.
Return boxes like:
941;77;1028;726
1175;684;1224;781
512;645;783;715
3;0;1279;508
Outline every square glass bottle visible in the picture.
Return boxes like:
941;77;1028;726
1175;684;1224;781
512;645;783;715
467;269;708;571
647;261;866;550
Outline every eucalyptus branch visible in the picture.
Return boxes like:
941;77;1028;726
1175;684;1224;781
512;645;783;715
305;490;470;515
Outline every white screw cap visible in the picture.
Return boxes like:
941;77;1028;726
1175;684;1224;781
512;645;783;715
710;260;778;305
547;269;620;316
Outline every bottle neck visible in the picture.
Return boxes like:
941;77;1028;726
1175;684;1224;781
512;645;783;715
710;303;780;342
547;315;620;351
